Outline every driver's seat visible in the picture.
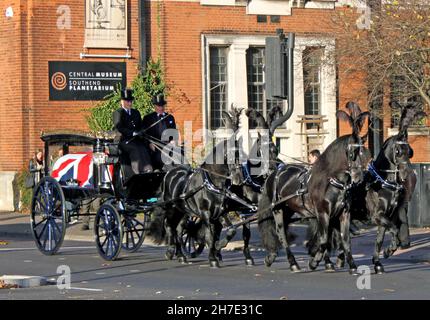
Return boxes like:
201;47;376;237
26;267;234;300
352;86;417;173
108;144;134;189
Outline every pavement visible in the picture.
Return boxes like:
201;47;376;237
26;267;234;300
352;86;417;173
0;211;430;300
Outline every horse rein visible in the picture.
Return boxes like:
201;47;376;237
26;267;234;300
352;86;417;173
381;140;409;183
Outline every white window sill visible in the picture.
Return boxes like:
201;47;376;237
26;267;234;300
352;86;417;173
200;0;238;6
388;127;430;137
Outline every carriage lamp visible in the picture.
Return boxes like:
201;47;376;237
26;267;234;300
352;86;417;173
93;139;111;190
93;151;107;165
93;139;107;165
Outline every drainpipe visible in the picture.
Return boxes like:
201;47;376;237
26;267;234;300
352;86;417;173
269;32;295;132
138;0;147;73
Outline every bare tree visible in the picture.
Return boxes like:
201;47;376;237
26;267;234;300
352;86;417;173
306;0;430;123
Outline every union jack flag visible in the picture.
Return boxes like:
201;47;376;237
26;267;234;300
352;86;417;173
51;152;113;188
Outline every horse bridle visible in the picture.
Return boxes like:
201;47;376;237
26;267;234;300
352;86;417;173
329;140;365;191
380;140;409;185
366;139;408;218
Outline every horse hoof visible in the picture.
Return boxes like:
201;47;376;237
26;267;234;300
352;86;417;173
383;249;392;259
336;259;345;269
264;257;273;267
308;260;318;271
325;263;336;273
374;264;385;274
210;260;220;268
165;251;174;261
349;268;358;275
290;264;301;273
178;256;187;264
245;258;255;266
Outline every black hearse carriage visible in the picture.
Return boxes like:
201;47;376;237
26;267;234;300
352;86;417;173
30;131;164;261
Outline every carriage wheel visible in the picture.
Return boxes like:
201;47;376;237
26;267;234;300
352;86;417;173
94;204;123;261
30;177;66;255
121;213;146;253
181;217;205;258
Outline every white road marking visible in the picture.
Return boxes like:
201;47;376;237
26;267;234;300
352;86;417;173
0;246;95;252
69;287;103;292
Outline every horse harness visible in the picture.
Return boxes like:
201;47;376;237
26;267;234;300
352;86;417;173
171;167;258;221
269;141;364;218
367;165;405;219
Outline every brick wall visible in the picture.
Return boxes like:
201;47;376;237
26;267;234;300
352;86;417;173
0;1;25;172
0;0;140;171
0;0;428;171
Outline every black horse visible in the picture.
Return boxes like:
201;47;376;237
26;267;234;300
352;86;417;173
147;110;244;267
257;102;369;273
307;102;426;274
214;106;287;265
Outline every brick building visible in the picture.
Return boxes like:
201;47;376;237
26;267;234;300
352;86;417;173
0;0;429;210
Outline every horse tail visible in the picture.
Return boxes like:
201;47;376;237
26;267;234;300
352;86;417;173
147;206;167;245
258;178;282;253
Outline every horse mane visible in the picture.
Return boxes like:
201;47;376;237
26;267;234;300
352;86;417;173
267;106;283;132
201;109;241;181
392;101;427;139
246;108;268;129
310;135;351;180
336;101;370;137
308;102;368;194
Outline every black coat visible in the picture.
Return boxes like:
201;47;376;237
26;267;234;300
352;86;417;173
113;108;144;142
143;112;176;142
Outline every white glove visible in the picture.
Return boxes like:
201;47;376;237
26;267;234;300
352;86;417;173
133;132;138;137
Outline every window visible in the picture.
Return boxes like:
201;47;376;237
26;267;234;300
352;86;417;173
257;15;267;23
270;15;280;23
209;46;229;130
303;47;323;129
246;47;283;125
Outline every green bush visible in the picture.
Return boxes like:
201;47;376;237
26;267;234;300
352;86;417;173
86;58;166;133
16;167;33;213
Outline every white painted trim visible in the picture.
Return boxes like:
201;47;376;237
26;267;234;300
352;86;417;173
335;0;366;7
388;127;430;137
201;34;209;144
304;1;336;9
247;0;292;15
201;0;236;5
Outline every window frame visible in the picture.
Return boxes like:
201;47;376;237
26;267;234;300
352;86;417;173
208;45;230;130
246;46;284;122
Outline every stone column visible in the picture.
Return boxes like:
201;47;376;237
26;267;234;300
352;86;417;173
228;42;250;157
279;46;305;162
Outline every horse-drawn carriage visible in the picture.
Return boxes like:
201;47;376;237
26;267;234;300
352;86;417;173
30;132;164;260
30;101;426;273
27;105;318;267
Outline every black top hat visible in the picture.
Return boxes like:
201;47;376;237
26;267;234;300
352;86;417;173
152;94;167;106
120;88;134;101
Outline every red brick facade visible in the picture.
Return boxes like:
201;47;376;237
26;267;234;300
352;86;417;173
0;0;141;171
0;0;428;173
